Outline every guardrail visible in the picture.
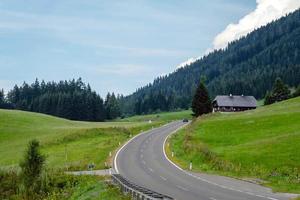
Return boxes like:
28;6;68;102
111;174;174;200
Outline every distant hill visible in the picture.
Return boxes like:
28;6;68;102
121;9;300;115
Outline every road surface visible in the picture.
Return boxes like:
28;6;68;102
115;121;297;200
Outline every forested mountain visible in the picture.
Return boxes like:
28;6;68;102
121;9;300;115
4;78;121;121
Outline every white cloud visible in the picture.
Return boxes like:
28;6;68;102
213;0;300;49
176;0;300;69
176;57;199;69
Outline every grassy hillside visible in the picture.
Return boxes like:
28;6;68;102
0;109;159;170
118;110;192;122
0;108;189;170
167;97;300;193
1;109;194;199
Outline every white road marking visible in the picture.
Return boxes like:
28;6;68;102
209;198;217;200
176;185;188;191
160;176;167;181
142;160;146;165
148;167;154;172
140;154;143;158
114;125;161;173
162;122;280;200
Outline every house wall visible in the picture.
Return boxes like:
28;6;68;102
214;106;256;112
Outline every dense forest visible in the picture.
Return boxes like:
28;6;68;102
1;78;121;121
121;9;300;115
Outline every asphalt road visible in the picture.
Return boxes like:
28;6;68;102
115;121;296;200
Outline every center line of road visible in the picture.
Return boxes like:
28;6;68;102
210;198;217;200
148;167;154;172
142;160;146;165
176;185;188;192
140;154;143;158
160;176;167;181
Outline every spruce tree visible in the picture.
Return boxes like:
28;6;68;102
264;91;273;105
0;89;4;107
293;85;300;97
20;140;45;199
192;81;212;117
264;77;290;105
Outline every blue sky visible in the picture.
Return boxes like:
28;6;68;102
0;0;257;96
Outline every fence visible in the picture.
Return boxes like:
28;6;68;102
111;174;174;200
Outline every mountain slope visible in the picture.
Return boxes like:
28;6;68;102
121;9;300;115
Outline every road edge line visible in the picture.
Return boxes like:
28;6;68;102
114;121;176;174
162;121;281;200
162;122;190;172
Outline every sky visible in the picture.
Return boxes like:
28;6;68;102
0;0;298;97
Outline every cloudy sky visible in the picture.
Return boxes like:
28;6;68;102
0;0;299;96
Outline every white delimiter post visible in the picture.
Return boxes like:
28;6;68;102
189;162;193;170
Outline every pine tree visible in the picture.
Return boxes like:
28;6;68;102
192;81;212;117
264;91;273;105
272;78;290;101
293;85;300;97
264;77;290;105
20;140;45;199
0;89;4;107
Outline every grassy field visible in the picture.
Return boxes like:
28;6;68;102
0;108;190;170
118;109;192;122
0;109;190;199
167;97;300;193
0;109;163;170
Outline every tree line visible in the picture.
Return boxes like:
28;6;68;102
120;9;300;116
0;78;121;121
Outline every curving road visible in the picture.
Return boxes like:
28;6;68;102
115;121;296;200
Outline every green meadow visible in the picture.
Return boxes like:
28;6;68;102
118;109;192;122
168;97;300;193
0;109;162;170
0;108;189;199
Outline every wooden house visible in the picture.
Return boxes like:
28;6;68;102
213;95;257;112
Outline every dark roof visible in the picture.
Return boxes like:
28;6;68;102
213;95;257;108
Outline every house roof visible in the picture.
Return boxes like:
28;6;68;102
213;95;257;108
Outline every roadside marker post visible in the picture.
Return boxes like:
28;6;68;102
171;152;174;157
189;162;193;170
109;151;112;157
